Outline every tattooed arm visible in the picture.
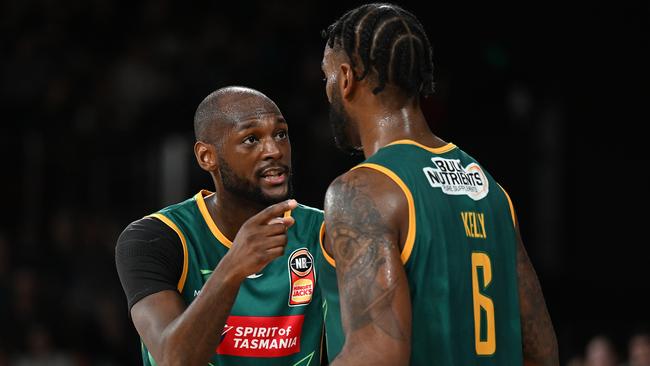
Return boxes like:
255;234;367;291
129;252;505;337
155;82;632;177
514;216;559;366
324;169;411;366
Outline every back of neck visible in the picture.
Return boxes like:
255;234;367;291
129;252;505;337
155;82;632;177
360;104;446;157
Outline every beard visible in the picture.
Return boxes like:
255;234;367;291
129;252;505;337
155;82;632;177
328;88;363;156
218;157;292;206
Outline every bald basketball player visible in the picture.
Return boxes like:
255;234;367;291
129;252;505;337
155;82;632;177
116;87;324;366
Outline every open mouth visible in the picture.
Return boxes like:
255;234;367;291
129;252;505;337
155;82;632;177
259;167;287;185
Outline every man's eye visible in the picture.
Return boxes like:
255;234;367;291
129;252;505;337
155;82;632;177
276;130;288;140
243;136;258;144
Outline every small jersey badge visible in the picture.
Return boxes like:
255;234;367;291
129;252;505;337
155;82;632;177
287;248;315;306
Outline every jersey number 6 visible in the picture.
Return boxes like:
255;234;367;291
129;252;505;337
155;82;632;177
471;252;496;355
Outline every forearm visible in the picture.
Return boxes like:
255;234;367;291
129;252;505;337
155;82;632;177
159;259;243;365
331;351;387;366
517;240;559;366
520;292;559;366
330;337;409;366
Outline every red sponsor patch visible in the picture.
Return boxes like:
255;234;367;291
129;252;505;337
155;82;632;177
288;248;315;306
216;315;304;358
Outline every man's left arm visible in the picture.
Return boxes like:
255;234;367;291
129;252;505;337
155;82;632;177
324;168;411;366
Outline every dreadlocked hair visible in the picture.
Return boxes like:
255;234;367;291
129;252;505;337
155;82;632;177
324;3;435;97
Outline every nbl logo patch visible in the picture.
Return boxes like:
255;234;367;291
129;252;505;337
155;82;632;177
422;157;489;201
287;248;315;306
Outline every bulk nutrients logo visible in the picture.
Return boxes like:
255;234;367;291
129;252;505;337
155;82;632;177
422;157;489;200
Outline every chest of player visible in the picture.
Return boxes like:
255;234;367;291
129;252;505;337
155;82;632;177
180;230;320;358
183;242;316;310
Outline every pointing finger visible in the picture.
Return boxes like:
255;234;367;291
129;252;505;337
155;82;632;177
252;199;298;224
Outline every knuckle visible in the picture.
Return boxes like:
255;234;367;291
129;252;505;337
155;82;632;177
250;232;262;243
255;252;267;264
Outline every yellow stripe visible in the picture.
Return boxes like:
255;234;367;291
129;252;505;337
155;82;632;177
386;139;456;154
195;190;232;248
352;163;416;265
147;213;189;292
319;222;336;267
498;184;517;228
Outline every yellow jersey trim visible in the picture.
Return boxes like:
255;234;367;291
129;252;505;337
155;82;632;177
498;184;517;227
194;190;293;249
318;222;336;267
147;213;189;292
195;190;232;248
352;163;416;265
386;139;457;154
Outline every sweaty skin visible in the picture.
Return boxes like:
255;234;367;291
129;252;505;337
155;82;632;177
324;168;411;366
321;27;558;365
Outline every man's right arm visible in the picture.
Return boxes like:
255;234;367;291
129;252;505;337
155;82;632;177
115;200;297;366
116;216;244;366
129;254;243;366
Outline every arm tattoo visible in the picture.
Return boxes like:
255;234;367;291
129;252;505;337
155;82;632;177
517;240;559;366
326;173;408;341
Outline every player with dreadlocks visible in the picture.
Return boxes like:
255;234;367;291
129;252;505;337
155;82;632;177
316;3;559;365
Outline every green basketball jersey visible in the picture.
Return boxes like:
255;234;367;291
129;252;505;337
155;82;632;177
141;190;324;366
317;140;523;365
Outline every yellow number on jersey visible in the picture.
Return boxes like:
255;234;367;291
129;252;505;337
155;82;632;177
471;252;496;355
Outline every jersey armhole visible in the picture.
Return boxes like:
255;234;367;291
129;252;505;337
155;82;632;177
319;222;336;267
351;163;416;265
146;213;189;292
497;184;517;228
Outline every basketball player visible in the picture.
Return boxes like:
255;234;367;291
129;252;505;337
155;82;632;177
116;87;324;366
317;3;559;365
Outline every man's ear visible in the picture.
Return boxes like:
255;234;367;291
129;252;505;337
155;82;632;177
194;141;218;172
339;63;357;100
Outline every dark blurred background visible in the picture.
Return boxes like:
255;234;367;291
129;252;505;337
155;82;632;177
1;0;648;365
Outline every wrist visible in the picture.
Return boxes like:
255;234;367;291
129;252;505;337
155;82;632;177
214;256;247;284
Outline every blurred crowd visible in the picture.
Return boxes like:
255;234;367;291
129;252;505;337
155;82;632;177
0;215;132;365
1;0;647;365
566;334;650;366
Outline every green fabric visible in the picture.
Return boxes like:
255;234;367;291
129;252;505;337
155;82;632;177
317;142;523;365
141;192;324;366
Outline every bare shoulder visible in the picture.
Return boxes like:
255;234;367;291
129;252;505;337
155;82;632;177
324;168;397;254
325;167;406;222
324;167;408;256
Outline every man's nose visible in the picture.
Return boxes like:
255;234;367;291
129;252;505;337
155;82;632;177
261;138;282;160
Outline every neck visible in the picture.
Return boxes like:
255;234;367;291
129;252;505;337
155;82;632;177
207;184;266;242
358;101;443;158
